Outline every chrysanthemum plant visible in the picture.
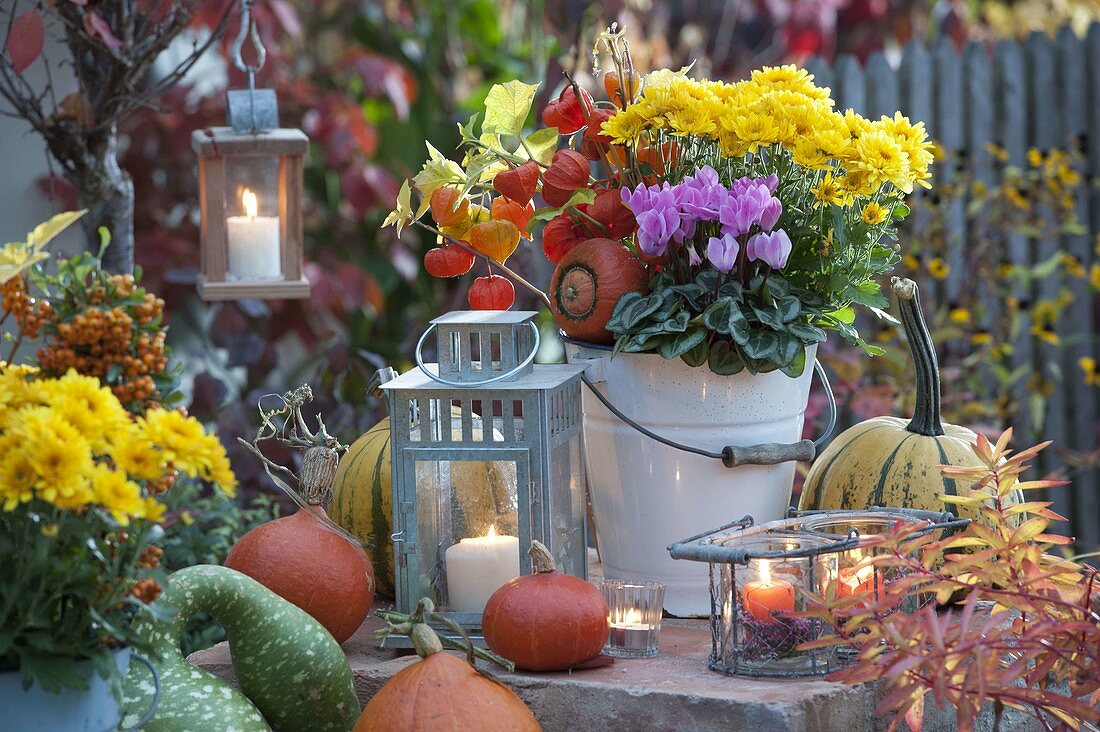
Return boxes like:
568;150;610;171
797;430;1099;732
0;213;237;696
385;27;934;376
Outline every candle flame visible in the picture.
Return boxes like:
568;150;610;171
623;608;642;624
242;188;258;219
486;524;497;538
759;559;772;586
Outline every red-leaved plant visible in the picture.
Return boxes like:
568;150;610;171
799;430;1100;732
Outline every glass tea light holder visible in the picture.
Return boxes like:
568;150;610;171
600;580;666;658
794;508;970;613
667;508;968;678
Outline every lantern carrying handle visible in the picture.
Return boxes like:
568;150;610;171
413;320;541;387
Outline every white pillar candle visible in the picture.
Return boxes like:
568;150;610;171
444;525;520;614
227;189;281;280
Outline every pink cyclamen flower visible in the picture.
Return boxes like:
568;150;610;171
758;197;782;232
746;230;793;270
706;233;741;273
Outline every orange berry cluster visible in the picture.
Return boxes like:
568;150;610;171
136;544;164;570
146;469;178;496
28;273;169;407
130;577;163;604
2;278;55;339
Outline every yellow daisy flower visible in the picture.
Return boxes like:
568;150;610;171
860;202;889;225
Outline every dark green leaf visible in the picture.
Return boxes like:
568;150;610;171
658;328;708;360
681;338;709;367
708;340;744;375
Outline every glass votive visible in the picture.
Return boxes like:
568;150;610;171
600;579;665;659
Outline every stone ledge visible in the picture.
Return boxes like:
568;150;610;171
189;605;1040;732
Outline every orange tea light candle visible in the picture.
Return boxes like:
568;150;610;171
836;562;882;599
742;560;795;623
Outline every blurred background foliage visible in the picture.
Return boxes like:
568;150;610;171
33;0;1098;553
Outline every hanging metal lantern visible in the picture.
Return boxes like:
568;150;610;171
377;311;589;645
192;0;309;301
668;507;968;677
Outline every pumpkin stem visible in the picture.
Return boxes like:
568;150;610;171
529;540;558;574
892;277;945;437
375;601;517;673
299;445;340;506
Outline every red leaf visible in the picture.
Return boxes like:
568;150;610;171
83;11;124;50
269;0;302;37
904;694;925;732
8;11;44;74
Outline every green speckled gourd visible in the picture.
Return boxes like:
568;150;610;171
121;565;358;732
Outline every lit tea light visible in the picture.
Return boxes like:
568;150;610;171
742;560;795;623
608;608;650;651
444;524;520;614
227;188;281;280
836;559;882;599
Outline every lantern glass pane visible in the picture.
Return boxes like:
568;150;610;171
221;155;282;281
413;457;521;615
548;436;587;577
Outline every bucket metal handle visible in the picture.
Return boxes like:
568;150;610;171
578;359;836;468
117;652;160;731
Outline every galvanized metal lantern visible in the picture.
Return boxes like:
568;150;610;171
192;0;309;302
668;508;968;677
378;311;589;644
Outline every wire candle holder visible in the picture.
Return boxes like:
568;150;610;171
668;507;969;678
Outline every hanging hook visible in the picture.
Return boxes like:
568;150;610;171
232;0;267;76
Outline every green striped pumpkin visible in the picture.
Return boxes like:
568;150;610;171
331;417;395;598
799;277;1023;521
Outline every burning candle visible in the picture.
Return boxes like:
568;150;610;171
608;608;651;651
444;524;520;614
227;188;281;280
742;560;795;623
836;561;882;599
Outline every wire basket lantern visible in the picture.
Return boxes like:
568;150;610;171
668;507;969;678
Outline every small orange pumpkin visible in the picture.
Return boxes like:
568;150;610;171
354;607;541;732
483;541;609;672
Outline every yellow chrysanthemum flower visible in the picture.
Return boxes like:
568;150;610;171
750;65;832;102
811;172;850;207
847;128;912;193
90;464;144;525
601;108;651;144
0;439;36;510
666;104;718;137
14;407;94;507
40;370;131;451
842;109;873;138
861;202;889;225
722;111;783;154
110;426;167;481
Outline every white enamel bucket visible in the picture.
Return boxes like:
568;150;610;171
565;340;822;617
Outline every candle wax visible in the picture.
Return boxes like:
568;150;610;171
444;529;520;614
227;214;281;280
608;623;651;651
742;579;795;623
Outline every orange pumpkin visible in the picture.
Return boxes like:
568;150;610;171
354;620;540;731
550;238;649;344
483;541;608;672
225;446;375;644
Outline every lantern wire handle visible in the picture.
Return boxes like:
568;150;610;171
232;0;267;123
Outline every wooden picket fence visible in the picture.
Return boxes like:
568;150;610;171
805;25;1099;551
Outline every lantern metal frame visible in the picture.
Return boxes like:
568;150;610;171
668;507;969;678
192;0;310;301
378;311;589;647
